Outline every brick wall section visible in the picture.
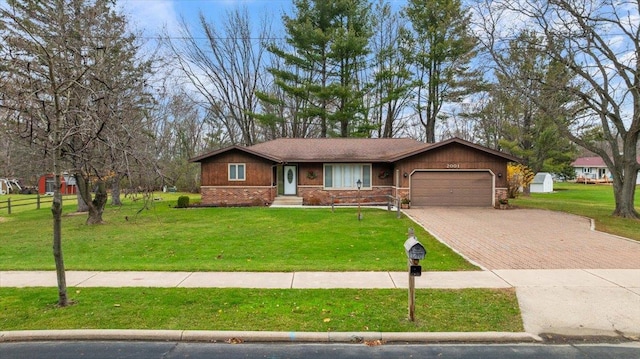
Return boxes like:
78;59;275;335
201;186;506;208
299;186;394;206
201;186;275;206
495;187;507;207
396;188;410;201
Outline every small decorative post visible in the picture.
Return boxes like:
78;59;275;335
356;179;362;221
403;228;426;322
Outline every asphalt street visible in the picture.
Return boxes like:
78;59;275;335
1;341;639;359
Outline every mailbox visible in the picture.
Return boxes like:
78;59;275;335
404;229;426;320
404;236;426;261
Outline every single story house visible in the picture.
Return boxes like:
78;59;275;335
530;172;553;193
572;157;640;184
190;137;520;207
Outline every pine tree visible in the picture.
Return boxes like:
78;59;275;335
403;0;482;143
263;0;372;137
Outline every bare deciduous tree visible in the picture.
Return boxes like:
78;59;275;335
366;0;413;138
165;7;272;146
1;0;153;305
475;0;639;218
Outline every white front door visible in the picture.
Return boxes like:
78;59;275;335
284;165;297;195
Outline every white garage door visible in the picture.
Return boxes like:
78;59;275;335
411;171;493;207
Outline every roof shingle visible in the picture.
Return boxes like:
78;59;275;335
249;138;429;162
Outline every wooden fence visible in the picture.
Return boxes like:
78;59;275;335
0;194;76;214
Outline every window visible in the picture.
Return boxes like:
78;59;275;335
229;163;245;181
324;164;371;189
45;178;56;193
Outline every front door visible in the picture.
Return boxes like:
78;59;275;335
284;165;297;195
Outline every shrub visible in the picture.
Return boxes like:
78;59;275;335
176;196;190;208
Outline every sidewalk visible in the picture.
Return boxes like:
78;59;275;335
1;269;639;341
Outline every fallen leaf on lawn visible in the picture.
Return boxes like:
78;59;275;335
113;304;121;307
364;339;385;347
323;318;331;322
225;337;244;344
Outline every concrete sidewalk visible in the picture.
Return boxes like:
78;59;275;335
1;269;640;341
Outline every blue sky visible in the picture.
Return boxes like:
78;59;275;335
120;0;305;38
120;0;408;38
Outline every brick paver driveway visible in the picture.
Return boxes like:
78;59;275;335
405;207;640;269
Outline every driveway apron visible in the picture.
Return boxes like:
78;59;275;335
404;207;640;270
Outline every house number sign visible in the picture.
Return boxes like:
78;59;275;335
446;163;460;169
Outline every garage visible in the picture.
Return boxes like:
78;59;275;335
410;171;493;207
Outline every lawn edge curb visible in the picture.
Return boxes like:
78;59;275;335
0;330;542;343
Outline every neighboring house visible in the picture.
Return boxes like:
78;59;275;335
530;172;554;193
190;137;520;208
572;157;640;184
38;173;77;195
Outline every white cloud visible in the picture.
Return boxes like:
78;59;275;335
118;0;181;37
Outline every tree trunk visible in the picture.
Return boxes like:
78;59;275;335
76;190;88;212
52;174;68;307
111;174;122;206
612;162;639;219
86;181;108;224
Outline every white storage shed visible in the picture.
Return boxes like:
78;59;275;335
530;172;554;193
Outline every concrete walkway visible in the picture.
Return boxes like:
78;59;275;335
2;269;639;340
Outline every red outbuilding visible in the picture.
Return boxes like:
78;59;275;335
38;173;77;195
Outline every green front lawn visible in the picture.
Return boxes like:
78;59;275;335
0;194;476;271
0;287;523;333
511;182;640;241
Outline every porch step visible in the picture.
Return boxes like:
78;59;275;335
270;196;304;207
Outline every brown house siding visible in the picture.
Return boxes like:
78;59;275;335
298;163;323;186
200;150;275;187
295;162;395;205
395;143;509;188
199;150;276;206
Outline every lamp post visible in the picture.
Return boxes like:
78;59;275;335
356;179;362;221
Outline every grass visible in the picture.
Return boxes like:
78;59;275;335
0;193;476;272
511;182;640;241
0;287;523;332
0;193;518;333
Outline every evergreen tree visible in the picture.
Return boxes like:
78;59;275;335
263;0;372;137
484;31;578;185
403;0;482;143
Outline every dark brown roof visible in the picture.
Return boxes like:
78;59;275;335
190;137;520;163
393;137;521;162
249;138;428;162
